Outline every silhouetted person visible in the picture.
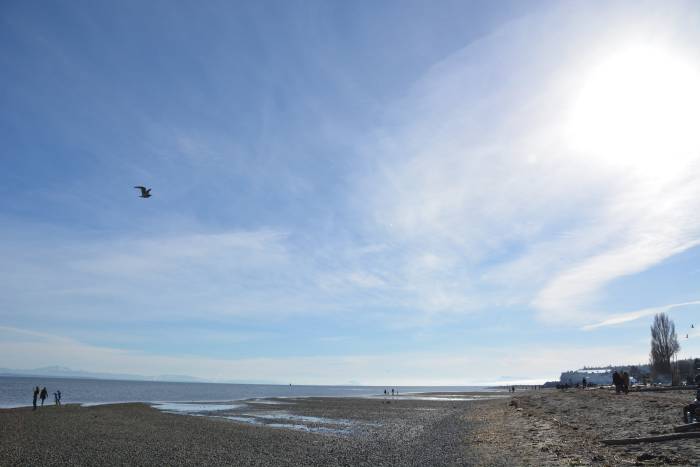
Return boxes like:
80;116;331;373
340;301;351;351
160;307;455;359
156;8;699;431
391;388;395;397
684;389;700;423
40;387;48;406
512;385;515;393
612;371;622;394
54;390;62;406
622;372;630;394
582;377;587;389
32;386;39;410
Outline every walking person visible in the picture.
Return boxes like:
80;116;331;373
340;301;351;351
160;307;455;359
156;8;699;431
40;387;48;406
54;390;62;406
32;386;39;410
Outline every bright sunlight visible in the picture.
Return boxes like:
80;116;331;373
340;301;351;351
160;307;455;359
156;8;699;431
567;43;700;176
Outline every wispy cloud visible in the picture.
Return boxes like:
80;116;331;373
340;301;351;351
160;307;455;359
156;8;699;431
3;1;700;383
354;5;700;324
582;300;700;331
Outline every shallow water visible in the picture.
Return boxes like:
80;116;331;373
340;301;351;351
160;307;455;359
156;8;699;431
248;411;353;425
151;398;378;436
152;402;243;412
0;375;497;408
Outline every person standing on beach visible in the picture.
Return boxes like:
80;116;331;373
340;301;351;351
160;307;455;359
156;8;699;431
54;390;62;406
32;386;39;410
39;387;48;406
612;371;621;394
622;372;630;394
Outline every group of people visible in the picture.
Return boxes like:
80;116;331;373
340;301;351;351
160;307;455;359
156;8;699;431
32;386;61;410
682;375;700;423
612;371;630;394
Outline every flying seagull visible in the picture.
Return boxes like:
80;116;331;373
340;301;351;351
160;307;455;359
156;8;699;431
134;186;152;198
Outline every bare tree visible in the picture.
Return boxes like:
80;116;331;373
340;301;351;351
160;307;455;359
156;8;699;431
650;312;680;378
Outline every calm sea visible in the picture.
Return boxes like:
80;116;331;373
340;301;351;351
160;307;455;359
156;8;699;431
0;376;493;408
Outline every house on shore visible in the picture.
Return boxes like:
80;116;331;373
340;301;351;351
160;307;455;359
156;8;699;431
560;365;651;386
560;368;614;385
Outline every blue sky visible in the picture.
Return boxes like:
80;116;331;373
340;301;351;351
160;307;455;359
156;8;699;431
2;0;700;385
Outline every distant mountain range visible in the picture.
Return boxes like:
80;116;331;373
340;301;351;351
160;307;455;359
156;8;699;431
0;366;201;382
0;366;277;385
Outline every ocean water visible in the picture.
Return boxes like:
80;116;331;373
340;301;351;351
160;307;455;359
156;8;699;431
0;376;495;408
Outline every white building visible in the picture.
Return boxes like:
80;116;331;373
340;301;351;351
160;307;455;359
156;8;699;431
560;368;613;385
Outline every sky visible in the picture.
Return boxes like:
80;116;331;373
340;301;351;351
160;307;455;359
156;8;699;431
2;0;700;385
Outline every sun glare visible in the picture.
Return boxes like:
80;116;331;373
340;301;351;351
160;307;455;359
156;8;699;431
567;44;700;176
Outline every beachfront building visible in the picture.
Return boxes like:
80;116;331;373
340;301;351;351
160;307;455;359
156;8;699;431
560;365;651;386
560;367;614;386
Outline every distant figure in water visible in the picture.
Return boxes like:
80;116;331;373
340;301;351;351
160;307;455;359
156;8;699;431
511;385;516;393
391;388;395;397
40;387;48;406
32;386;39;410
54;390;62;406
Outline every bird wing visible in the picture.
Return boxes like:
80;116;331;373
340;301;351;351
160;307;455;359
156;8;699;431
134;186;147;195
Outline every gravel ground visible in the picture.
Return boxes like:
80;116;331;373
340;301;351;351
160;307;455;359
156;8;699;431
0;394;503;466
464;388;700;466
7;389;691;466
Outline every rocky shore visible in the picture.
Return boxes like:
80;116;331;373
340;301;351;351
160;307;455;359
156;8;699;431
466;387;700;466
2;389;697;466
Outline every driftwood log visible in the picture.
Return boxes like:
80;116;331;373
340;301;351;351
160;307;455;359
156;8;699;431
674;422;700;433
602;432;700;445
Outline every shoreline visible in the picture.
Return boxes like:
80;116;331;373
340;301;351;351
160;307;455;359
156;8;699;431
5;389;695;465
1;392;495;466
0;389;507;410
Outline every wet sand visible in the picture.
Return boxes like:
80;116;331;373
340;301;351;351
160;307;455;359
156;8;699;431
2;389;697;466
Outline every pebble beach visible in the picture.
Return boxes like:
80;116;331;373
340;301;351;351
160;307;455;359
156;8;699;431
0;393;501;466
2;389;699;466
